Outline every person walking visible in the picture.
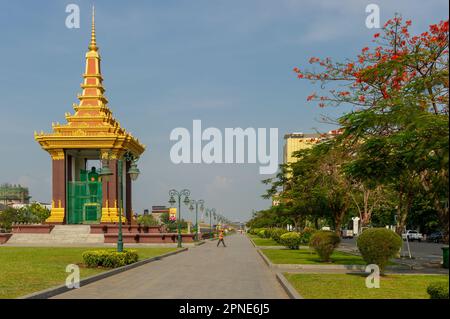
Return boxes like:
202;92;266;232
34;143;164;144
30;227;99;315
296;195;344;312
217;230;226;247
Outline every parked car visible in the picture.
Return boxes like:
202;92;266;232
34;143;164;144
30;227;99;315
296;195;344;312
427;231;444;243
402;230;423;242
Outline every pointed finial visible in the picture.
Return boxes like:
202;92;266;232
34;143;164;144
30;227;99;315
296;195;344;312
89;5;98;51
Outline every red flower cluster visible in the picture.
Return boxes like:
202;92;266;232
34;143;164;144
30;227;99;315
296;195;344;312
293;16;448;111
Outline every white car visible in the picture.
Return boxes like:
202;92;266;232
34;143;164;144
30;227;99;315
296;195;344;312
402;230;423;242
341;229;354;239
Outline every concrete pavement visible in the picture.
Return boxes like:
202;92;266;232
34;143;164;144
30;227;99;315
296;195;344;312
53;234;288;299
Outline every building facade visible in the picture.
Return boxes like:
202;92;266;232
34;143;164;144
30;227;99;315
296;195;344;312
283;129;343;165
0;184;31;206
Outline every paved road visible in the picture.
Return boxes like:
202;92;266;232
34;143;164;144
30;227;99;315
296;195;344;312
340;238;448;273
341;238;445;259
53;234;288;299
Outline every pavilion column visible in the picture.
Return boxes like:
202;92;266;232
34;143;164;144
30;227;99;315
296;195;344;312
125;160;132;223
101;159;119;223
46;149;66;224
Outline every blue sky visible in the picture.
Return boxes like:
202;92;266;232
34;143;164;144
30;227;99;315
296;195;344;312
0;0;448;223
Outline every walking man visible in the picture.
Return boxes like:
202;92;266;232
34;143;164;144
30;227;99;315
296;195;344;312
217;230;226;247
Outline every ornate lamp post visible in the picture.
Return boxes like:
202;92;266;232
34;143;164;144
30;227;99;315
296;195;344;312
205;208;216;239
169;189;190;248
99;153;140;253
121;155;140;252
213;211;217;235
189;199;204;241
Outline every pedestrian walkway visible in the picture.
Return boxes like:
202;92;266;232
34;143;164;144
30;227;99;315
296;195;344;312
53;234;288;299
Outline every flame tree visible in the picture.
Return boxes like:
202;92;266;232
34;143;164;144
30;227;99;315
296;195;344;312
256;16;448;240
291;16;449;239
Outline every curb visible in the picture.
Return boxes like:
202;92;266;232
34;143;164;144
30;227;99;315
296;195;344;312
257;249;407;271
19;247;189;299
247;236;257;247
257;249;272;267
275;272;303;299
337;248;413;270
255;248;302;299
194;241;205;246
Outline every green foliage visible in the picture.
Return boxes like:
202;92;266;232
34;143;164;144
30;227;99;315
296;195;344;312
299;227;316;245
249;228;262;235
270;228;289;243
279;232;302;250
427;281;449;299
357;228;402;272
0;204;50;231
137;214;159;226
309;230;341;262
259;16;449;242
257;229;269;238
160;212;188;233
82;249;139;268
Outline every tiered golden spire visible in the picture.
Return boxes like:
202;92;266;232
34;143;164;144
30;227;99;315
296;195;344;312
88;6;98;51
35;7;146;157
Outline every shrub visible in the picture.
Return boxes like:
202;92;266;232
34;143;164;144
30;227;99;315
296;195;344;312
357;228;402;272
82;249;139;268
299;227;316;245
309;230;340;262
427;281;449;299
279;232;302;249
252;228;262;235
262;228;272;238
257;228;271;238
137;214;159;226
271;228;289;243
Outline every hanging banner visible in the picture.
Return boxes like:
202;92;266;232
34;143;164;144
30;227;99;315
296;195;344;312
169;207;177;221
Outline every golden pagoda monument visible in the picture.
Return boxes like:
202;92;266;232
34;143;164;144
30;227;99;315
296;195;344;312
35;7;145;224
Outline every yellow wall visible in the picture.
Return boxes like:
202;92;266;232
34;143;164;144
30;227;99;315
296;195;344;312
283;134;321;165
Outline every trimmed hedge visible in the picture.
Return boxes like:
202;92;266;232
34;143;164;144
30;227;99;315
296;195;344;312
427;281;449;299
271;228;289;243
279;232;302;249
357;228;402;272
299;227;316;245
309;230;340;262
82;249;139;268
249;228;262;235
250;227;317;246
257;229;267;238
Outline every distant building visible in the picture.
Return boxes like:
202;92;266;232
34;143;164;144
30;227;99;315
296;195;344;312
151;206;170;223
283;129;343;165
11;202;52;211
279;129;343;197
0;184;31;206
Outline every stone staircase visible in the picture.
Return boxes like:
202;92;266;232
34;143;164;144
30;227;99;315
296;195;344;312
7;225;104;245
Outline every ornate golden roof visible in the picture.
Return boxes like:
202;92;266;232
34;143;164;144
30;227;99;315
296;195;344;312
35;7;145;158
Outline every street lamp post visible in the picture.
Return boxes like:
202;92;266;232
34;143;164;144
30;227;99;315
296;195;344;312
206;208;215;239
169;189;190;248
213;211;217;236
100;153;140;253
189;199;204;241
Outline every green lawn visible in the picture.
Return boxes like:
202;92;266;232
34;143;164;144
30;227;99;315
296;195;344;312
0;247;177;299
262;248;366;265
247;234;281;246
284;273;449;299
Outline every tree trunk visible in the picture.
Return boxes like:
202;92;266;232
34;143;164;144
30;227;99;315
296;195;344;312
435;199;449;244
